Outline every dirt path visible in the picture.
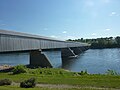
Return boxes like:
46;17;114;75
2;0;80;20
12;82;120;90
36;84;120;90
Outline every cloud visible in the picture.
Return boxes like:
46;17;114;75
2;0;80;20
50;35;57;38
62;31;67;34
105;28;110;31
66;36;78;40
109;12;119;16
111;12;116;15
92;33;97;36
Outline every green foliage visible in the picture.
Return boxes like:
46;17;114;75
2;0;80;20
67;36;120;49
0;79;12;86
78;70;89;75
106;69;119;75
20;78;36;88
12;65;27;74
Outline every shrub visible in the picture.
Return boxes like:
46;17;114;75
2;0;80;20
0;79;12;86
106;69;119;75
78;70;88;75
20;78;36;88
12;65;27;74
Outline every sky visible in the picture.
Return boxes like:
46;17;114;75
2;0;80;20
0;0;120;40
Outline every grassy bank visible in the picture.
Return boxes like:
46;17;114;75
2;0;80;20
0;86;109;90
0;66;120;89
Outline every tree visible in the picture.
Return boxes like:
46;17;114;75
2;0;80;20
67;39;72;41
115;36;120;45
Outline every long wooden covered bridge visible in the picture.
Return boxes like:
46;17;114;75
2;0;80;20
0;30;89;67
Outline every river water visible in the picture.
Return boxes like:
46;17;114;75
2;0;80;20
0;53;29;66
62;49;120;74
0;49;120;74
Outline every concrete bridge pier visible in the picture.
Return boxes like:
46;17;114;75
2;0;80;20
61;48;76;59
70;47;83;55
30;50;52;68
71;46;89;55
30;50;62;68
61;46;89;59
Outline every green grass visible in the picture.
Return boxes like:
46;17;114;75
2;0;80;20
0;86;106;90
0;68;120;89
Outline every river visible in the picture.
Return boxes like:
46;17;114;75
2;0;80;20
0;48;120;74
62;48;120;74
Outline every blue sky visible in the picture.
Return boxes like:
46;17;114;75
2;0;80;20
0;0;120;40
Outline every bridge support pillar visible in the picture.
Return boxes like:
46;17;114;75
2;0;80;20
61;48;77;59
61;46;89;59
30;50;52;68
70;47;82;55
71;46;89;55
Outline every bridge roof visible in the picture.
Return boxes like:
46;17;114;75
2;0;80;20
0;29;63;42
0;29;90;46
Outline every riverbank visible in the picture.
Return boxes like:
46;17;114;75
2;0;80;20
0;65;12;70
0;67;120;90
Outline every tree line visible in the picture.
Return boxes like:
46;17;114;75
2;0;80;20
67;36;120;49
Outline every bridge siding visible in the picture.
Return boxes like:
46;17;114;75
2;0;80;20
0;32;88;52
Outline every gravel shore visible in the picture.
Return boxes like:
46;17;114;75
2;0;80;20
0;65;12;70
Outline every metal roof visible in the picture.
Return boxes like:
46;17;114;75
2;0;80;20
0;29;64;42
0;29;89;46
